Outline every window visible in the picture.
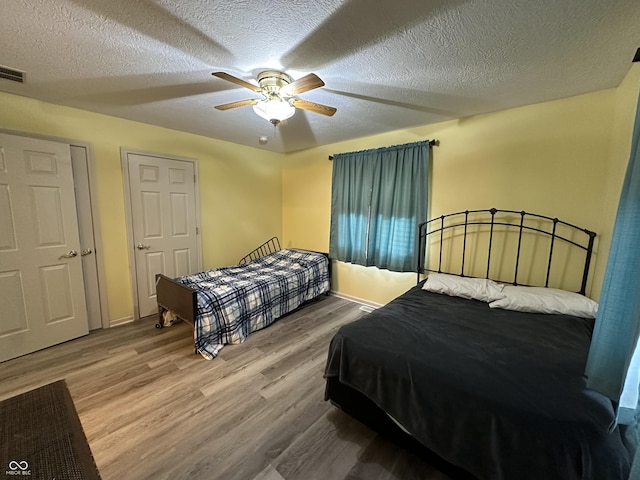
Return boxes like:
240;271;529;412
329;140;430;272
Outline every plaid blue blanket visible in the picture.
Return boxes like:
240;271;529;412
176;249;330;359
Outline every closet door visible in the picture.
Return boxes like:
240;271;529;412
0;133;88;362
125;152;199;317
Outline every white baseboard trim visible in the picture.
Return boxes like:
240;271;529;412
109;315;134;327
329;291;383;310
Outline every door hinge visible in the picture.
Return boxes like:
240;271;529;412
196;227;199;235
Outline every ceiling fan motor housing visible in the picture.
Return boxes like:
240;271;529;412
257;70;292;98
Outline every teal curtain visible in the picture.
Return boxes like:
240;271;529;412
585;92;640;466
329;140;430;272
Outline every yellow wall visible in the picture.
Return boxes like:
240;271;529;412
0;92;282;323
282;65;640;305
2;63;638;320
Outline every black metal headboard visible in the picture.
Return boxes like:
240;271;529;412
417;208;596;295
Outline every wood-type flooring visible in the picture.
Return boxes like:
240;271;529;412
0;295;456;480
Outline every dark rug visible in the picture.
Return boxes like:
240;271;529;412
0;380;101;480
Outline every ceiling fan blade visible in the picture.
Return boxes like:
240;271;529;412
292;99;337;116
212;72;262;93
214;98;258;110
282;73;325;96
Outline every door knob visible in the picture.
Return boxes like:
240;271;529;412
59;250;78;259
136;244;151;250
81;248;93;256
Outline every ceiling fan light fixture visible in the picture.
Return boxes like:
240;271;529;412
253;98;295;124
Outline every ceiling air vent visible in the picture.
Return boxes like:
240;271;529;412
0;66;25;83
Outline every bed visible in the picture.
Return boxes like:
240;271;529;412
323;209;631;480
156;237;330;359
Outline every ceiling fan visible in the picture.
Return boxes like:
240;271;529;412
212;70;337;125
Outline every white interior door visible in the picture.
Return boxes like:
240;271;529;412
0;133;88;362
126;152;199;317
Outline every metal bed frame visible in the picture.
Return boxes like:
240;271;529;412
238;237;281;264
417;208;596;295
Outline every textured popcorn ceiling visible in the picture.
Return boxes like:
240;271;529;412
1;0;639;153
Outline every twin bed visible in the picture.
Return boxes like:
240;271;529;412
154;210;630;479
155;238;330;359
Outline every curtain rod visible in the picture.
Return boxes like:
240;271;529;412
328;138;439;160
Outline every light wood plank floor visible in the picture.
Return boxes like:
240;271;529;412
0;295;457;480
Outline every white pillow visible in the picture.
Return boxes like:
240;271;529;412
488;285;598;318
422;273;505;303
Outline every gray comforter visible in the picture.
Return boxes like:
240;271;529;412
324;284;630;480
